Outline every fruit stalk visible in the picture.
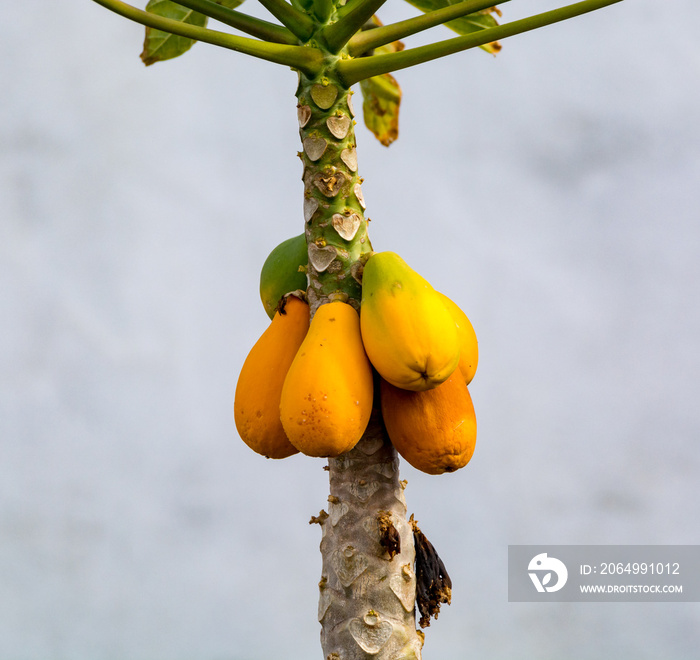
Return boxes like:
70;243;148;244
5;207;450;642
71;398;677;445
313;409;424;660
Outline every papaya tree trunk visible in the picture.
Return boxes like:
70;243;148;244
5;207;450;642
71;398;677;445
313;409;423;660
297;71;371;311
298;73;424;659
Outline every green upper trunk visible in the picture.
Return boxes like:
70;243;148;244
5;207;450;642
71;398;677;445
297;65;373;314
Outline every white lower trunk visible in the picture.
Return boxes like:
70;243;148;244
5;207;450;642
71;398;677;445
313;409;424;660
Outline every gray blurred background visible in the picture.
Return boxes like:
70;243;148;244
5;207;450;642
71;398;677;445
2;1;699;658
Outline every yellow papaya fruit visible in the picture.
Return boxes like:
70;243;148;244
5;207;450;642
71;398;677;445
234;296;309;459
437;292;478;385
380;372;476;475
259;233;308;319
280;301;373;457
360;251;460;391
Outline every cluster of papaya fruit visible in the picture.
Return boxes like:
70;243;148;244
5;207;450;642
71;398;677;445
234;235;478;475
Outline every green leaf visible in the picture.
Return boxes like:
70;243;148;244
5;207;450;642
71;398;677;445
140;1;206;65
140;0;245;66
401;0;502;54
359;24;403;146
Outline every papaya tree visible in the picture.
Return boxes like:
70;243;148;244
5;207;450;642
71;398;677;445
89;0;623;657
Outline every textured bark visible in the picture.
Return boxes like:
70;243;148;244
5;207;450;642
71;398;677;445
296;71;373;314
295;19;423;658
312;409;424;660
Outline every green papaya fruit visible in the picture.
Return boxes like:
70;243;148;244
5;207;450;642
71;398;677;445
259;233;309;319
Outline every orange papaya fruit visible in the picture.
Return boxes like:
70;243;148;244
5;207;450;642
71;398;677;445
280;301;373;457
380;371;476;475
234;296;309;459
360;251;460;391
437;292;478;385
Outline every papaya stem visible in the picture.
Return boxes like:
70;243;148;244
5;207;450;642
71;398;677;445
90;0;323;74
311;0;333;24
173;0;299;45
338;0;623;85
347;0;512;57
297;74;372;312
255;0;316;41
321;0;389;53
